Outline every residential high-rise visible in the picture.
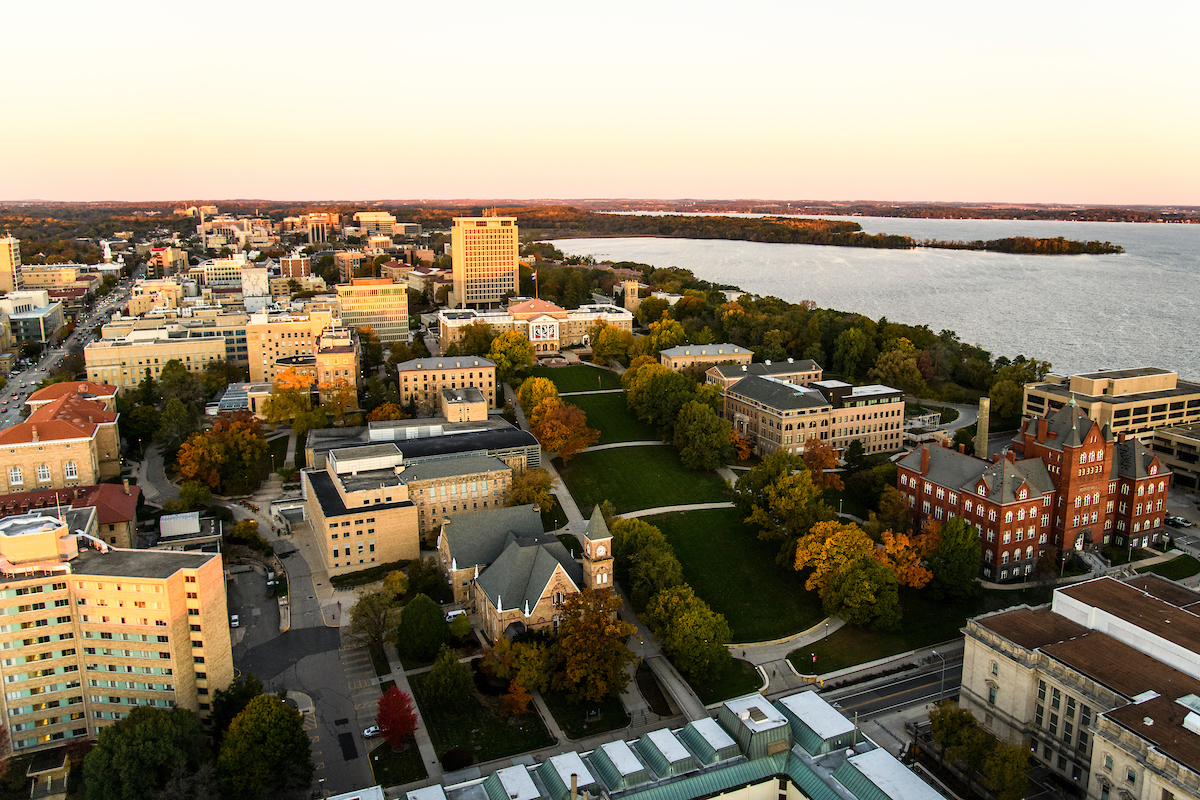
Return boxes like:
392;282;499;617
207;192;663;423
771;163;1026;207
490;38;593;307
0;235;22;294
0;510;232;755
450;216;518;308
335;278;409;343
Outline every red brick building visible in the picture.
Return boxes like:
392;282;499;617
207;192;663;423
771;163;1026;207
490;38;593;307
897;400;1171;582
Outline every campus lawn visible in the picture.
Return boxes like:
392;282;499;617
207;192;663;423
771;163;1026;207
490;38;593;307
369;741;427;786
568;392;661;444
408;672;553;763
541;689;629;740
555;447;729;516
258;434;289;479
1137;554;1200;581
689;658;762;705
528;364;623;392
645;508;824;642
787;586;1050;675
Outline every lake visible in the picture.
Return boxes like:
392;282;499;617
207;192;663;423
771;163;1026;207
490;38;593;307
549;216;1200;378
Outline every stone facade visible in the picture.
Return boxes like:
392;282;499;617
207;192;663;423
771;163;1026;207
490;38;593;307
396;356;497;412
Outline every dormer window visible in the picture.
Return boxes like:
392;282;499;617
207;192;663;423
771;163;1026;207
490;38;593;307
1018;489;1027;500
1149;466;1157;476
978;485;987;496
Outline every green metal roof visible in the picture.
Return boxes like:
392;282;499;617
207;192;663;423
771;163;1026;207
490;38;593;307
679;719;739;765
589;740;650;791
617;754;783;800
635;729;696;778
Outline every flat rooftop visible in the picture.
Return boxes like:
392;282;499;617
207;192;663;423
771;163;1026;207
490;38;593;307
72;547;215;579
973;605;1089;650
1057;578;1200;656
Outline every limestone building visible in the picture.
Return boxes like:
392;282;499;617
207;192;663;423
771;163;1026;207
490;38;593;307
659;343;752;372
127;279;184;316
720;375;904;457
1023;367;1200;442
0;387;121;493
336;277;410;343
396;356;497;411
450;216;519;308
438;299;633;356
1151;423;1200;490
245;310;344;384
962;575;1200;800
84;331;226;391
706;358;823;390
0;510;232;754
352;212;396;236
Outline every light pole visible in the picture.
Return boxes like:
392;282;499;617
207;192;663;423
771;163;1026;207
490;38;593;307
932;650;946;701
825;621;829;640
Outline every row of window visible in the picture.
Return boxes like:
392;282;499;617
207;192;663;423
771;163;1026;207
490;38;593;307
8;463;79;485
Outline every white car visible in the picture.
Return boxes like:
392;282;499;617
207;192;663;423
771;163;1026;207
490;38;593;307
230;614;240;628
363;726;380;738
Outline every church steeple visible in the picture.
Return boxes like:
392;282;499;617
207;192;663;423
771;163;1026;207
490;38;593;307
581;506;613;590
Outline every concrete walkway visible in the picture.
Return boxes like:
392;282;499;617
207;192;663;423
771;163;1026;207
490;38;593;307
560;388;624;397
382;647;444;784
583;440;664;452
727;616;847;696
616;502;735;520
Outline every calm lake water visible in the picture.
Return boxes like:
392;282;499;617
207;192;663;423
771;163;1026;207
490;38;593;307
549;216;1200;378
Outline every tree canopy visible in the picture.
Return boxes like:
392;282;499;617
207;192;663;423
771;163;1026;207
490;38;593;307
396;593;449;662
552;588;636;702
82;706;207;800
217;694;314;800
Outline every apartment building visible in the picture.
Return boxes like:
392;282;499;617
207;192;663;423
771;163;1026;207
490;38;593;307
245;310;337;383
396;356;497;411
0;235;22;293
145;247;188;279
85;332;225;391
659;343;752;372
1023;367;1200;442
335;251;365;283
336;278;409;343
0;510;232;754
962;576;1200;800
450;216;518;308
706;358;823;390
721;375;904;458
278;252;311;278
438;299;634;356
100;312;249;367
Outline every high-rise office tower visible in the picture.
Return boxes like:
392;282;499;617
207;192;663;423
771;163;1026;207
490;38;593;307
0;235;22;293
450;216;518;308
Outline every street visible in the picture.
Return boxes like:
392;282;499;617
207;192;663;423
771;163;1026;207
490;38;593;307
825;656;965;719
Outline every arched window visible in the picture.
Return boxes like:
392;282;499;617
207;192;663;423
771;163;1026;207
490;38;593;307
36;464;51;483
1005;511;1013;523
8;467;21;486
1079;453;1087;465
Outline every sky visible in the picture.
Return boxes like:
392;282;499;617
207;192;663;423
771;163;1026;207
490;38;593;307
3;0;1199;205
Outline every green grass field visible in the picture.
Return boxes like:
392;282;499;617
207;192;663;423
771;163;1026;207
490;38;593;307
788;586;1051;674
689;658;762;705
644;508;825;642
528;364;623;392
568;392;661;444
556;446;729;515
541;689;629;739
1137;554;1200;581
369;741;427;786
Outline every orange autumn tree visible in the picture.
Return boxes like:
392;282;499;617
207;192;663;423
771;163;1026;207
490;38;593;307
176;410;270;495
878;529;937;588
802;436;844;492
729;430;752;462
530;401;599;462
366;402;409;422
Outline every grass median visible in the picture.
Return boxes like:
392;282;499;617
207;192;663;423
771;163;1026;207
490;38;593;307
568;392;660;444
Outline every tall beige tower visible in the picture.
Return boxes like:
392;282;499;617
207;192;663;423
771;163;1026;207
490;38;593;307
975;396;990;457
623;280;641;312
581;506;614;590
0;235;22;294
451;216;518;308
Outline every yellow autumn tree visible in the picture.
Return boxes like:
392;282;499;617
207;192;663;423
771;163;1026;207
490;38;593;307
792;520;878;594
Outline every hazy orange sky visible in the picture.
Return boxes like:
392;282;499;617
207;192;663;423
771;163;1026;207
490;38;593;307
4;1;1198;204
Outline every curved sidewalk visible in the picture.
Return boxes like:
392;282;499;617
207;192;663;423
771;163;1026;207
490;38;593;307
616;502;735;520
584;440;664;452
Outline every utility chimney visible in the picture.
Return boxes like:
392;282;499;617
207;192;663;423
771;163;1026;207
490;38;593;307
1037;417;1048;443
920;445;929;475
958;443;965;454
1118;432;1126;443
992;453;1001;463
123;479;130;496
1006;450;1016;464
31;426;38;443
975;397;990;458
570;774;578;800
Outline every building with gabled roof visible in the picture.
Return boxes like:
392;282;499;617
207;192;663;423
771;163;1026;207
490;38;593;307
0;389;121;493
26;381;117;413
436;503;586;641
659;343;753;372
706;358;822;390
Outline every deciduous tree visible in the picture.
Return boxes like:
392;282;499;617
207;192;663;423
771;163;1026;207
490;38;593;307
459;322;497;357
552;588;636;702
878;529;935;588
793;520;879;594
367;402;409;422
318;378;358;425
928;517;983;600
822;556;902;629
376;686;418;749
217;694;313;800
801;436;844;492
644;584;732;682
516;377;559;419
984;741;1028;800
349;589;399;657
487;331;534;386
673;400;733;471
158;359;205;408
506;467;558;512
501;679;533;716
396;593;448;662
210;671;264;748
83;707;207;800
423;643;473;712
530;402;599;462
156;396;202;453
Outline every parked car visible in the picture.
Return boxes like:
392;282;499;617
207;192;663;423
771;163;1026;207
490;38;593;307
363;726;380;738
230;614;240;628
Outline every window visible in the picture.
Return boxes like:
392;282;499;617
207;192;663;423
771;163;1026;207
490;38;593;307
1126;768;1136;784
1103;755;1113;770
8;467;21;486
37;464;50;482
65;462;78;479
988;687;997;705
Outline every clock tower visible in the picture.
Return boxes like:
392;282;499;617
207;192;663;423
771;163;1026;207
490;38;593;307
581;506;613;590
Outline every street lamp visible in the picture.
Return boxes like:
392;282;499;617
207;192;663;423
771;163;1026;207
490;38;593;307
932;650;946;701
825;621;829;640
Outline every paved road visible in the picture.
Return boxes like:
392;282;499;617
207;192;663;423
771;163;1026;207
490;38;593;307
825;657;964;719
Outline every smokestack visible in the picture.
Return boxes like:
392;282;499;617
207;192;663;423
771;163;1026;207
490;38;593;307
920;445;929;475
123;479;130;496
958;444;965;454
570;774;578;800
975;397;990;458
